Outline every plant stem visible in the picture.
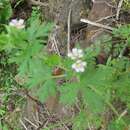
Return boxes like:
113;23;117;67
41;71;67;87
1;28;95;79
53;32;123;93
52;74;66;79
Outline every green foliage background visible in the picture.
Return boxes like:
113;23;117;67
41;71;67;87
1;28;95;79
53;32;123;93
0;1;130;130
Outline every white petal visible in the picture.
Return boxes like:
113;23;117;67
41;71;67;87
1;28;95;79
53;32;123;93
77;60;82;63
78;49;82;54
9;19;25;29
71;60;86;73
75;68;80;72
9;19;17;26
17;25;25;29
79;67;85;72
18;19;24;24
72;48;78;54
11;19;18;24
9;22;15;26
82;62;87;66
79;53;83;57
72;63;76;69
67;52;73;57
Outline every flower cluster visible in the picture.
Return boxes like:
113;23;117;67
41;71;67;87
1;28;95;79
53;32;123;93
68;48;83;60
68;48;87;72
9;19;25;29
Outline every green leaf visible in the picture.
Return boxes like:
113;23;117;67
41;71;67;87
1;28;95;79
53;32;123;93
108;120;126;130
0;109;5;116
84;42;101;60
72;111;88;130
0;122;8;130
82;87;105;113
112;24;130;38
0;26;27;51
59;82;79;105
37;79;56;102
9;43;43;75
0;33;9;51
0;0;12;23
45;54;62;66
113;72;130;106
26;58;51;88
81;64;115;91
27;19;53;43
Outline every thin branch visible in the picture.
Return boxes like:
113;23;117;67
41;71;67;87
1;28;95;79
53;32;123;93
119;42;128;58
118;109;128;121
32;112;41;126
43;120;49;128
80;18;114;31
60;119;70;130
24;117;38;129
91;0;105;3
116;0;124;20
67;8;72;54
88;122;92;130
30;0;49;7
53;35;61;56
19;119;28;130
37;120;49;130
96;14;116;23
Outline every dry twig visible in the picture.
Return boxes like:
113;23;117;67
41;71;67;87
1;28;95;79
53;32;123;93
19;119;28;130
116;0;124;20
24;117;38;129
88;122;92;130
118;109;128;121
32;112;42;126
61;120;70;130
96;14;116;23
30;0;49;6
50;34;61;56
67;0;74;54
67;8;72;54
80;18;114;31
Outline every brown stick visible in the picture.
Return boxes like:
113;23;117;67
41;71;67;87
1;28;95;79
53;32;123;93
30;0;49;6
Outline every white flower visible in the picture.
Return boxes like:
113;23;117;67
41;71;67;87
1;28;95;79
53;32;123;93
68;48;83;60
9;19;25;29
72;60;87;72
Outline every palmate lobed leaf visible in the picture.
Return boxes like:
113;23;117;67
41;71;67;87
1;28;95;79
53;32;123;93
37;79;56;102
0;0;12;23
27;19;54;42
80;64;116;91
9;42;43;74
25;58;52;88
113;24;130;38
59;82;80;105
72;111;88;130
73;110;102;130
0;34;12;51
45;54;62;67
108;119;127;130
113;72;130;108
0;26;27;51
6;26;27;48
82;87;105;114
